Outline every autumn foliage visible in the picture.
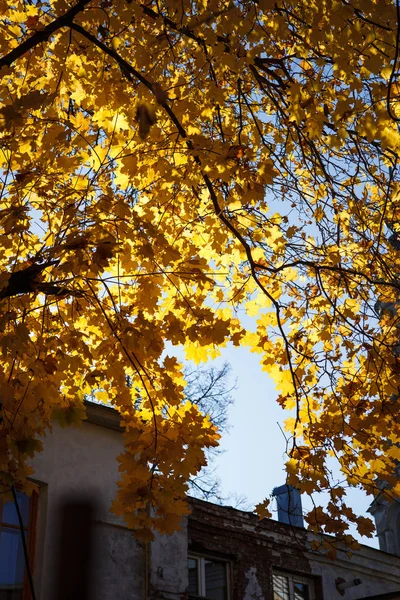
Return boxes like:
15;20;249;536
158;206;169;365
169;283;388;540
1;0;400;542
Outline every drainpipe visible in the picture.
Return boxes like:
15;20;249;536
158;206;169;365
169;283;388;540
145;501;151;600
145;539;151;600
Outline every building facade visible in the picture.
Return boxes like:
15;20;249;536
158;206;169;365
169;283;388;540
1;401;400;600
368;466;400;557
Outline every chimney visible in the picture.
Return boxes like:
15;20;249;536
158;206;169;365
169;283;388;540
272;484;304;528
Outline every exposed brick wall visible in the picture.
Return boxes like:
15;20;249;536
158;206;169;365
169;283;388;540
188;499;315;600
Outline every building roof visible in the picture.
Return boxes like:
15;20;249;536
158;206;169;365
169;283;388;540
84;400;123;432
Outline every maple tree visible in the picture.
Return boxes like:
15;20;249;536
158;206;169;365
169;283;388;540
1;0;400;544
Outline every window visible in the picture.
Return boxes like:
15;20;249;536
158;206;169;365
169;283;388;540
188;555;229;600
273;572;314;600
0;491;37;600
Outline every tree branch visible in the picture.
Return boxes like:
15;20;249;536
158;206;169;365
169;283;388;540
0;0;92;72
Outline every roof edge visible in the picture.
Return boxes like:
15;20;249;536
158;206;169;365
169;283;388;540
84;400;123;432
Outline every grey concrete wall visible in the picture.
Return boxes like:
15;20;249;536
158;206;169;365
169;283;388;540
150;520;188;599
30;417;145;600
369;464;400;557
309;542;400;600
370;496;400;556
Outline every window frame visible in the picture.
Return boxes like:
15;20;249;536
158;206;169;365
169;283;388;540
0;487;39;600
272;570;315;600
188;553;231;600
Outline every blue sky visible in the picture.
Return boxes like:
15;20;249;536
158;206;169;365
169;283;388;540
202;343;380;549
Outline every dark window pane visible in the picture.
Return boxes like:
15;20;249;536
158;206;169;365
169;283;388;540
0;589;23;600
2;494;30;529
204;560;227;600
0;526;25;586
188;558;199;595
0;493;31;600
273;574;290;600
294;582;310;600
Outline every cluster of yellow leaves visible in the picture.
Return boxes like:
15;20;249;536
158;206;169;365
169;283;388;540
1;0;400;541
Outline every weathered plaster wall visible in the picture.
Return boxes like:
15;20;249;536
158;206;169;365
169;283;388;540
29;406;188;600
370;496;400;556
150;522;188;600
243;567;264;600
369;464;400;557
30;411;145;600
309;542;400;600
